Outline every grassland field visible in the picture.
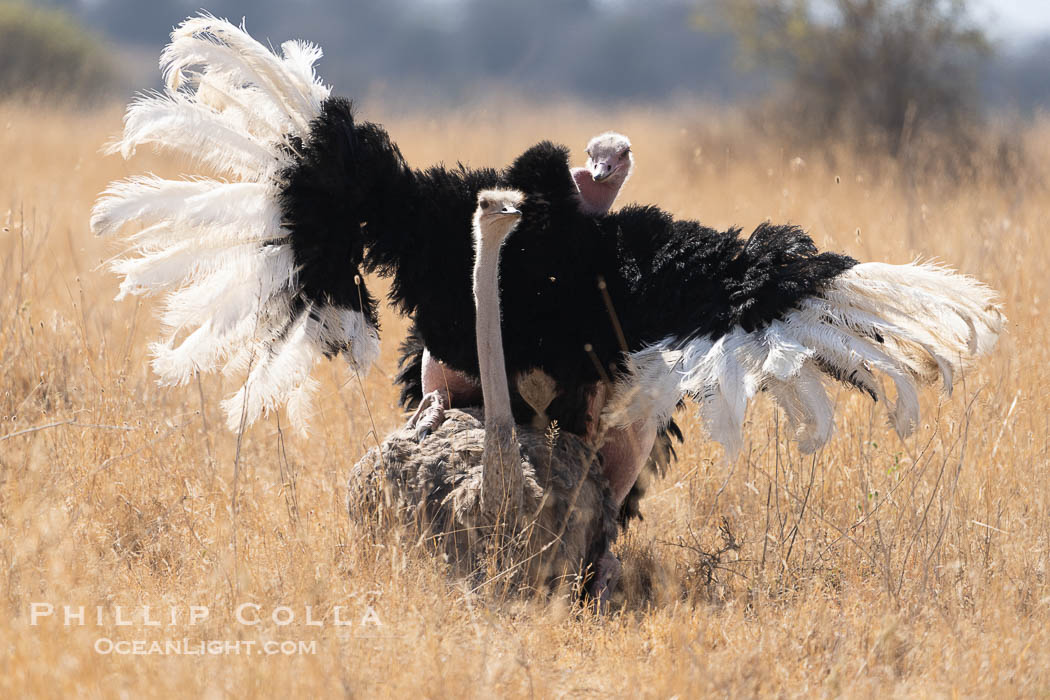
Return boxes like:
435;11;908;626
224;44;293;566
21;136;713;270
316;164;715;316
0;99;1048;697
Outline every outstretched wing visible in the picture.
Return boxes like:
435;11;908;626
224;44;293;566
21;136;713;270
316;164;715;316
92;15;380;432
602;244;1003;454
467;171;1003;455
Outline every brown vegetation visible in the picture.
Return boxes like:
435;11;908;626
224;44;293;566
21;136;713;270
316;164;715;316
0;99;1046;696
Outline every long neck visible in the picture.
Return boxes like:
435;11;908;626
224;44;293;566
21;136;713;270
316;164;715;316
572;167;625;215
473;235;514;428
473;225;522;518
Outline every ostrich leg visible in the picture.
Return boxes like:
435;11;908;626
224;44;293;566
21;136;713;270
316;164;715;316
409;349;480;440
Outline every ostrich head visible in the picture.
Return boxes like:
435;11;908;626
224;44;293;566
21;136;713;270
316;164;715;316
585;132;633;187
473;189;524;246
573;132;633;215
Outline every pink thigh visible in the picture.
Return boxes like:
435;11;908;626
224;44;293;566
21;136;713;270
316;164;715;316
421;348;481;406
582;383;658;504
599;421;658;505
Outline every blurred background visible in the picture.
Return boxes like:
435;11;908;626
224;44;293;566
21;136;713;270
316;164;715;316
5;1;1050;132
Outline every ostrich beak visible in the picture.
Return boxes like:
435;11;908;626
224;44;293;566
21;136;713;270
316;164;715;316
499;206;522;216
591;161;614;182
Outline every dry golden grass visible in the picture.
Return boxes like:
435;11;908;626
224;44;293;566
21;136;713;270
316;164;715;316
1;98;1047;698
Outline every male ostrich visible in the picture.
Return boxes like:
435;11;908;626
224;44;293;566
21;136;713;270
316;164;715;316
572;131;634;215
350;190;619;596
93;16;1004;569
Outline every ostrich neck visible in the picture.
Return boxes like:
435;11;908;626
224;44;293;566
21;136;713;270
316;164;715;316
572;167;625;215
474;224;523;518
473;236;513;430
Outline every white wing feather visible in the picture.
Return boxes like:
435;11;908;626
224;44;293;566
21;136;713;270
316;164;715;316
604;261;1003;455
92;14;376;434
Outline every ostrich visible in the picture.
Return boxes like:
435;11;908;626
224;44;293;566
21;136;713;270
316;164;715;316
93;16;1004;550
401;129;669;523
572;131;634;215
408;130;637;440
349;189;619;596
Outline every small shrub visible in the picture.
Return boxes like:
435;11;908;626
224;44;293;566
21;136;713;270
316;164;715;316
703;0;990;159
0;2;119;104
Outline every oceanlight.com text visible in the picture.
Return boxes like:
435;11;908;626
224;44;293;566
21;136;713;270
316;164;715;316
93;638;318;656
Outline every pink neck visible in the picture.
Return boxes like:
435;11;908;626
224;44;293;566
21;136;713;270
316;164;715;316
572;167;624;215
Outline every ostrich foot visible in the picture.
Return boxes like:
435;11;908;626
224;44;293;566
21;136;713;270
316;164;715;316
591;551;622;612
407;390;447;441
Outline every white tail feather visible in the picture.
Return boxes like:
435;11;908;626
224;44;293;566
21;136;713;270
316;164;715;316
604;261;1002;456
149;316;254;381
108;93;282;180
221;313;317;430
163;15;326;134
94;177;233;236
219;309;380;432
279;40;329;105
192;70;290;143
94;14;374;434
157;246;294;337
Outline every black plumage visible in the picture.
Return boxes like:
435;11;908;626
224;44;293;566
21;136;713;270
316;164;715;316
395;324;427;411
280;97;858;436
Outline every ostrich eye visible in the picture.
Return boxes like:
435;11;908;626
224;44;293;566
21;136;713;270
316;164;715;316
621;147;631;157
480;200;490;210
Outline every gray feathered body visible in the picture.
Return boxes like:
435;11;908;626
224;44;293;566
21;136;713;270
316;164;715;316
349;408;618;596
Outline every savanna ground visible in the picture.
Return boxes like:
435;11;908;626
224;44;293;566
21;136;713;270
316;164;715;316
1;97;1047;698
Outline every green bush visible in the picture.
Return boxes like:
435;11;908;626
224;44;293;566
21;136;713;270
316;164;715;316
703;0;990;159
0;2;119;104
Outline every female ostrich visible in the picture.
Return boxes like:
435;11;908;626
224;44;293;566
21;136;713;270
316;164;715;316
350;190;618;596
